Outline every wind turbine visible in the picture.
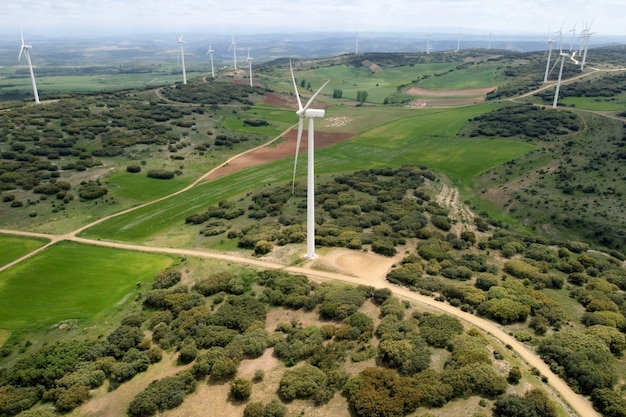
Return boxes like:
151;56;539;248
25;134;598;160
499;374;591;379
426;32;430;54
355;32;359;55
553;52;571;108
246;49;253;87
206;43;215;77
229;36;237;70
18;31;40;104
543;29;555;83
289;61;330;260
456;32;461;52
568;23;577;51
579;24;595;71
177;35;187;85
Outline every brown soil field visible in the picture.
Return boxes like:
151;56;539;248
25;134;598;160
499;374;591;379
203;129;354;180
406;86;495;97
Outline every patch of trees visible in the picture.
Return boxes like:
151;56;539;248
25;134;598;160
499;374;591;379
468;103;581;138
146;169;175;179
186;166;444;256
538;329;617;394
77;181;108;200
127;371;196;417
493;388;557;417
159;82;261;106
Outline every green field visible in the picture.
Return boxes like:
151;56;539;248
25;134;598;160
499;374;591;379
0;242;173;333
560;94;626;111
82;103;535;243
0;236;49;267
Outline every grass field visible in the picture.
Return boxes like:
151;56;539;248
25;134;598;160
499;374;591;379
0;236;49;267
560;94;626;111
0;241;173;334
82;103;535;243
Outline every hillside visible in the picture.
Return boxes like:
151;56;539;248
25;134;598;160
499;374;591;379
1;47;626;417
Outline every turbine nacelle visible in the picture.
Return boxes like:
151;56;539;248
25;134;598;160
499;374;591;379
299;109;325;118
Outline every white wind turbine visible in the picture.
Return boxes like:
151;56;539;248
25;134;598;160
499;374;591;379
568;23;577;51
177;35;187;85
552;51;572;108
543;29;555;83
579;24;595;71
426;32;431;54
229;36;237;70
19;31;40;104
207;43;215;77
456;32;461;52
355;32;359;55
289;61;330;260
246;49;253;87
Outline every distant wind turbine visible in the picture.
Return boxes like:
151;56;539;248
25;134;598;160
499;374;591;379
207;43;215;77
568;23;577;51
289;61;330;260
177;34;187;85
456;32;461;52
229;36;237;70
246;49;253;87
19;31;40;104
579;23;595;71
355;32;359;55
426;32;430;54
543;29;555;83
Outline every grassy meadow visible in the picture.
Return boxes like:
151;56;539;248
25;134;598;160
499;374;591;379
0;235;49;267
0;241;173;336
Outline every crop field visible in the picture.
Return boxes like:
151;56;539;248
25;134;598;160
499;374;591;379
0;64;187;94
0;235;48;267
0;241;173;334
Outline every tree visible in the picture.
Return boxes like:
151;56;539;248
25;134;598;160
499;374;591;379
229;377;252;401
356;90;368;104
333;88;343;99
278;364;327;401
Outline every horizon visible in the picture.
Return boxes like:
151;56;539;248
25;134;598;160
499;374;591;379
2;0;626;39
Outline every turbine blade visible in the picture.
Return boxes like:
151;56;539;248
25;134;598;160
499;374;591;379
292;117;304;194
289;60;303;111
18;47;24;61
302;79;331;112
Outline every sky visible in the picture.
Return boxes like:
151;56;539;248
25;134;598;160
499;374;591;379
1;0;625;39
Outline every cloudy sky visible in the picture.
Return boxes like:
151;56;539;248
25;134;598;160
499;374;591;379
1;0;624;38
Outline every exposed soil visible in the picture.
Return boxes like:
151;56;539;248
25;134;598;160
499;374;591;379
406;86;495;97
203;129;354;180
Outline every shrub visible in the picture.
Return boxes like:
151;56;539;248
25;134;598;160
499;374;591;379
229;377;252;401
278;364;327;401
126;165;141;173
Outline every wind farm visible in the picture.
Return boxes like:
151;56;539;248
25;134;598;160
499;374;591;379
0;16;626;417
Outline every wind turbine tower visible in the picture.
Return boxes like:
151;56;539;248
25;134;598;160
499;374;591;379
229;36;237;70
426;32;430;54
456;32;461;52
552;52;569;108
355;32;359;55
580;26;595;71
19;31;40;104
568;23;577;51
247;49;253;87
177;35;187;85
207;44;215;77
289;61;330;260
544;31;555;83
